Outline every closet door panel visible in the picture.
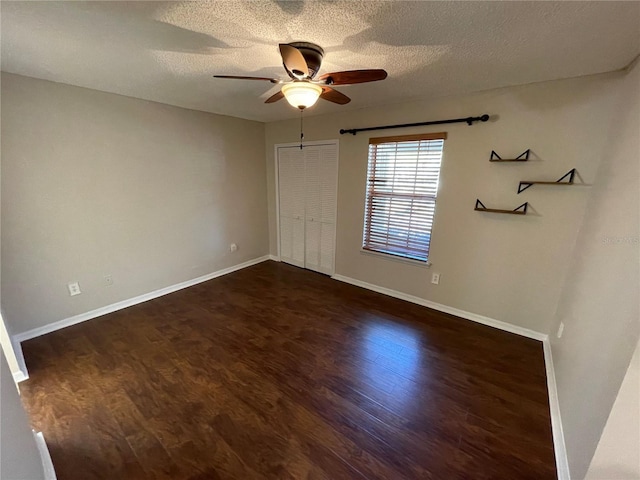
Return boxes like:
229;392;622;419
278;147;305;268
305;219;321;271
319;222;335;275
304;147;321;272
278;142;337;275
290;152;306;225
304;148;321;221
320;144;338;224
291;217;305;266
318;143;338;274
280;216;293;261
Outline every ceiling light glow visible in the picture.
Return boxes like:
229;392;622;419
281;82;322;110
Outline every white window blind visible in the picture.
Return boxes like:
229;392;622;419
363;132;446;262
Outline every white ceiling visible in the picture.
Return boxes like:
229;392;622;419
2;1;639;122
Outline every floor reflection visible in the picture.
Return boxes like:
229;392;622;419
360;319;423;412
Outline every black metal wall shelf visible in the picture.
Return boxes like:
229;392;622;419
518;168;576;194
490;149;530;162
475;199;528;215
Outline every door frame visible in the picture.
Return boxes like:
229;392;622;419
0;313;27;383
274;139;339;275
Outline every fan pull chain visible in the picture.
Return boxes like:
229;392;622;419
299;109;304;150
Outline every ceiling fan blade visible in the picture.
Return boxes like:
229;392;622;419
320;86;351;105
265;91;284;104
279;44;309;78
318;69;388;85
214;75;281;84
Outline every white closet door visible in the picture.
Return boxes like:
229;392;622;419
318;143;338;275
277;142;338;276
278;147;305;268
304;147;322;272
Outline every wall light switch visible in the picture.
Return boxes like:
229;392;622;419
230;243;238;252
67;282;81;296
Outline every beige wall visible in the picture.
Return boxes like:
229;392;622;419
550;59;640;479
1;73;269;334
586;338;640;480
266;72;623;334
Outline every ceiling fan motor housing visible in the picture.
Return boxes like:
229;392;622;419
214;42;387;108
287;42;324;79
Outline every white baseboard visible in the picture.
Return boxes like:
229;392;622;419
13;255;272;347
34;431;57;480
13;370;28;383
268;254;280;261
543;339;571;480
11;336;29;383
331;274;547;341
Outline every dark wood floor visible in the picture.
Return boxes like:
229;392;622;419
20;261;556;479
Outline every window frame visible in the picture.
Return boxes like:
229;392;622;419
361;132;447;264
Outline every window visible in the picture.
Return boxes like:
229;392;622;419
362;132;446;262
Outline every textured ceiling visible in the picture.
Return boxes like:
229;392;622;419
2;1;639;122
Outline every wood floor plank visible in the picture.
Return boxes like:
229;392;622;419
19;261;556;479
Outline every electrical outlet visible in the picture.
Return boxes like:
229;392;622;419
230;243;238;252
431;273;440;285
557;322;565;338
104;275;113;287
67;282;81;296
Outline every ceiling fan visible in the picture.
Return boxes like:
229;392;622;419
214;42;388;110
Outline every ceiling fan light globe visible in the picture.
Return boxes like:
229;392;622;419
281;82;322;109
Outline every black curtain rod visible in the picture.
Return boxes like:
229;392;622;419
339;114;490;136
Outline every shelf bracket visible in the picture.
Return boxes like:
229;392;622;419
557;168;576;184
518;182;534;193
513;202;529;214
490;150;502;161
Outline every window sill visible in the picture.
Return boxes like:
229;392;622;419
359;248;432;268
